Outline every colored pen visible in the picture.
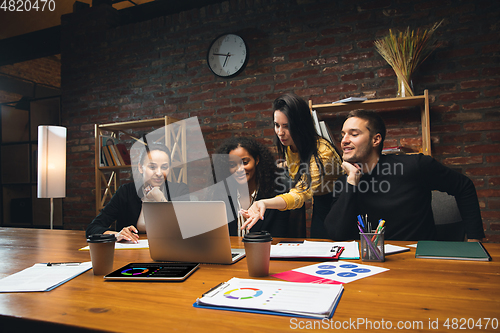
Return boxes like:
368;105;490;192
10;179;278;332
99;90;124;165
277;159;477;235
371;219;385;241
375;226;385;245
357;215;366;231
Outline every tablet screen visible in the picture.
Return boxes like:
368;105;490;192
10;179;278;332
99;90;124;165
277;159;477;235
104;262;199;281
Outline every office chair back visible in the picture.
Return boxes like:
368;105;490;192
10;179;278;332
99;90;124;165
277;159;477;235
431;191;465;241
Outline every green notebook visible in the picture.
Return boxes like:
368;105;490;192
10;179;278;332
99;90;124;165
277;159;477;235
415;241;492;261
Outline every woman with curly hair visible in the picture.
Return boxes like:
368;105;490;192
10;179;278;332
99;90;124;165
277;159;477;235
213;136;290;237
241;92;343;238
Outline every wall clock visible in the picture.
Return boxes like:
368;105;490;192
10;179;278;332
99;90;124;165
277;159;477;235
207;33;248;78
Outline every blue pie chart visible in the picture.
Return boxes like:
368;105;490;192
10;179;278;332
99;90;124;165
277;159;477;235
318;265;336;269
316;270;335;275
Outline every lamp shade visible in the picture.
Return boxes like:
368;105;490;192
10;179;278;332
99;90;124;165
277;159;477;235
37;125;67;198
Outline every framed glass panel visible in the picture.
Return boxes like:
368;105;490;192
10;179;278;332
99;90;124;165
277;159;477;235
2;185;31;225
32;143;38;183
1;105;29;143
32;186;62;227
30;98;60;139
1;144;30;184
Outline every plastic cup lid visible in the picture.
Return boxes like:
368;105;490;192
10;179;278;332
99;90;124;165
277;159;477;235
87;234;117;243
242;231;272;243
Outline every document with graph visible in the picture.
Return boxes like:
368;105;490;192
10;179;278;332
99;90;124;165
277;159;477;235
194;277;343;319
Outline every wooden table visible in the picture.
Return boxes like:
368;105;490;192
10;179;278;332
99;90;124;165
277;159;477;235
0;228;498;332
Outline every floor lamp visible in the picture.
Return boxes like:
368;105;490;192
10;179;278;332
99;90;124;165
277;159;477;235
37;126;66;229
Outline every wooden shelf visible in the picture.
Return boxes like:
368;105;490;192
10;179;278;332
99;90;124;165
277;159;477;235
98;118;173;132
94;116;186;215
310;90;431;155
97;165;132;171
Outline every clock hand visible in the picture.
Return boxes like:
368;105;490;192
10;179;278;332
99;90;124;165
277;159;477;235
223;52;231;67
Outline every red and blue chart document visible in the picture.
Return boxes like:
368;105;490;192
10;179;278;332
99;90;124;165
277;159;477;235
272;261;389;284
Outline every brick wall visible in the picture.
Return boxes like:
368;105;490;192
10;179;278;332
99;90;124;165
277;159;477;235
60;0;500;241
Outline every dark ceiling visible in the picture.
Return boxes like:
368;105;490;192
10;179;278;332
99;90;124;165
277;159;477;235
0;0;226;67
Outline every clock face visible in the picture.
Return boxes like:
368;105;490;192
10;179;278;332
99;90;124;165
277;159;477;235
207;34;248;78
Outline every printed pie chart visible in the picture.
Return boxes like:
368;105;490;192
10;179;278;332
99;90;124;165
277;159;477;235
121;268;149;276
224;288;263;300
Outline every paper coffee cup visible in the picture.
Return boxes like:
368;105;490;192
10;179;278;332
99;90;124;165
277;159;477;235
243;231;272;277
87;234;116;275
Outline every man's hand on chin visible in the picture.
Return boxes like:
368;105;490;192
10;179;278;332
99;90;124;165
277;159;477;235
342;161;363;186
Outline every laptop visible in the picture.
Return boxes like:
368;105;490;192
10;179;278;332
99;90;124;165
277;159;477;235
142;201;245;264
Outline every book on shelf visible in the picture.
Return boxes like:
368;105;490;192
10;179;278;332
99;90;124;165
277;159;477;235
109;145;121;166
115;145;126;165
100;149;108;167
99;135;131;167
332;97;367;104
319;121;334;144
311;110;336;145
115;143;131;165
311;110;322;136
110;145;123;166
102;145;114;166
100;135;116;167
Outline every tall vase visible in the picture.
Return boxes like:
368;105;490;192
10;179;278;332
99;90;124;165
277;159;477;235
397;74;414;97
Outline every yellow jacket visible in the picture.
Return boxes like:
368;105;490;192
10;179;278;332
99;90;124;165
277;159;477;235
278;138;343;210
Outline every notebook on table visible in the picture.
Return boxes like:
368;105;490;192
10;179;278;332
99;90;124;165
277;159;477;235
415;241;491;261
142;201;245;264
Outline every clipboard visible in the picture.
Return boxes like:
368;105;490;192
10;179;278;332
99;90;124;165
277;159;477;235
194;277;344;319
0;262;92;292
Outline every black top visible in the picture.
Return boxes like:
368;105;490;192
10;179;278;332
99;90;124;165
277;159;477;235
86;181;190;237
325;154;485;241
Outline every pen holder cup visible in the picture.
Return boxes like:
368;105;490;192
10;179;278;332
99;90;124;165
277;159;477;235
87;234;116;275
359;231;385;262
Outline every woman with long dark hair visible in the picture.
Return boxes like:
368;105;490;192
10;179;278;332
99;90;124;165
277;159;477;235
213;137;290;237
86;143;189;242
241;93;343;238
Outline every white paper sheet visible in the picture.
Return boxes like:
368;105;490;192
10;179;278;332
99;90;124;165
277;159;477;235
79;239;149;251
271;241;343;258
0;262;92;292
303;240;360;259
